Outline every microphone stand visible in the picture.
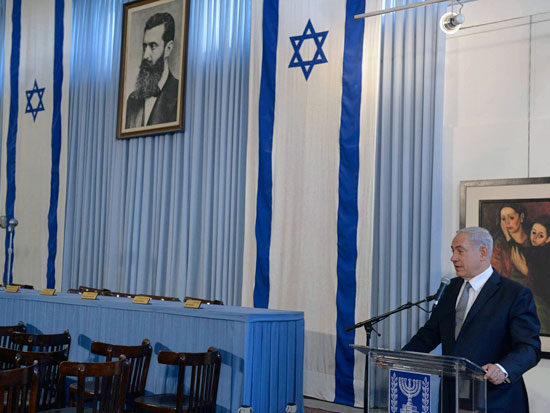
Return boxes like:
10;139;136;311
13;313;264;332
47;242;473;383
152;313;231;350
0;216;18;286
346;295;435;412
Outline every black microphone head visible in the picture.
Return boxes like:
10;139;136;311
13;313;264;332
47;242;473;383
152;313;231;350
433;277;451;307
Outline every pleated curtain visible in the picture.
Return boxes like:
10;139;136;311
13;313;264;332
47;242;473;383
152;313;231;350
371;0;446;350
62;0;250;304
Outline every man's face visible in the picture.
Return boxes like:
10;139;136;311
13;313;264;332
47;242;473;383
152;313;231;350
143;24;167;65
450;233;487;280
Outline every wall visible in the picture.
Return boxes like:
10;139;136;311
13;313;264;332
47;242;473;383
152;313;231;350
441;1;550;411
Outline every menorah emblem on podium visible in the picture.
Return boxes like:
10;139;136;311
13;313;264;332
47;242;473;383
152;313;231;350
398;377;422;413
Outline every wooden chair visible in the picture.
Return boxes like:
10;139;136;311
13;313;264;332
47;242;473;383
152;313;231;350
133;347;221;413
0;321;25;349
53;357;130;413
0;363;40;413
184;297;224;306
69;339;152;409
0;347;67;410
10;330;71;358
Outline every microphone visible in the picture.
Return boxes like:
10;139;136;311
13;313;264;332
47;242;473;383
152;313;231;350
431;277;451;308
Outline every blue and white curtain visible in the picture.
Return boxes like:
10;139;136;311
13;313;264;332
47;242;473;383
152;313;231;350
1;0;71;289
62;0;250;304
243;0;382;406
371;0;446;352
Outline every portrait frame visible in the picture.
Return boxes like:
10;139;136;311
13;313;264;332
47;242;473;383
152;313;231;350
460;177;550;357
118;0;189;139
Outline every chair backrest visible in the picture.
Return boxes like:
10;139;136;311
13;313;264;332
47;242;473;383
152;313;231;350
0;363;39;413
0;347;67;410
10;330;71;357
56;357;130;413
158;347;221;413
184;296;224;306
0;322;26;349
90;339;152;398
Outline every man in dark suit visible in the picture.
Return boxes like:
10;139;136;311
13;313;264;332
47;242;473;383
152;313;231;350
403;227;540;412
125;12;179;128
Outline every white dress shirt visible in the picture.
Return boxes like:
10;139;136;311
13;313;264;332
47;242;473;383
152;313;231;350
455;265;493;316
144;65;169;125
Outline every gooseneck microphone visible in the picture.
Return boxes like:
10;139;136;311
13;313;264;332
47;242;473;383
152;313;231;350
431;277;451;308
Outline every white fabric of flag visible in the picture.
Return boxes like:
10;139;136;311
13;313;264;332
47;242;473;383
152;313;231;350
1;0;71;289
243;0;381;407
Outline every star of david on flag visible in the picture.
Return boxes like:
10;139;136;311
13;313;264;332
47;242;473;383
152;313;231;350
289;19;329;80
25;79;46;122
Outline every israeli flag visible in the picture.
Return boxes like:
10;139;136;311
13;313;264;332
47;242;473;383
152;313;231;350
243;0;382;407
1;0;71;288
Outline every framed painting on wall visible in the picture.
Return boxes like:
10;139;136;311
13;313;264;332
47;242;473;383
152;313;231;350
118;0;189;139
460;177;550;357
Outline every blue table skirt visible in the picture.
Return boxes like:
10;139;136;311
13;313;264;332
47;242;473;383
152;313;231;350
0;290;304;413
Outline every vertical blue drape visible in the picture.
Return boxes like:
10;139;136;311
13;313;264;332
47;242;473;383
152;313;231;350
0;0;4;173
371;0;446;350
62;0;250;305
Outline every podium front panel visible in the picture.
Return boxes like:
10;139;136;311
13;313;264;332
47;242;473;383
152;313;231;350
352;346;486;413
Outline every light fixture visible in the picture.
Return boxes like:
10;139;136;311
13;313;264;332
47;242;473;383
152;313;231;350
439;0;465;35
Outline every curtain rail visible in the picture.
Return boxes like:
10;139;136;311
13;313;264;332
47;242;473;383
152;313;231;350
354;0;478;20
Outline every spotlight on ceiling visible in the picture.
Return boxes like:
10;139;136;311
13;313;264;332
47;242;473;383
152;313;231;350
439;11;465;34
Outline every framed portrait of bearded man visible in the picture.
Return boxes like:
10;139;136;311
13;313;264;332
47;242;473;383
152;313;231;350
118;0;189;138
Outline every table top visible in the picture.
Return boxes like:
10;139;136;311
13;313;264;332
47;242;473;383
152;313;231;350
0;289;304;323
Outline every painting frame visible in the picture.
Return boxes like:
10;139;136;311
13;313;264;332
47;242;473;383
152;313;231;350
460;177;550;358
117;0;189;139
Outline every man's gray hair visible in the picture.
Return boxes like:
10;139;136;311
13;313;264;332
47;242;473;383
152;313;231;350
456;227;493;257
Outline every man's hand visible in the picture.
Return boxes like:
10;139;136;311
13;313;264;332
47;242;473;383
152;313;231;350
482;363;507;385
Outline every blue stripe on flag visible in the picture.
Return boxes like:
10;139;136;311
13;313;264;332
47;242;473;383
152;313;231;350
334;0;365;404
3;0;22;285
253;0;279;308
46;0;64;288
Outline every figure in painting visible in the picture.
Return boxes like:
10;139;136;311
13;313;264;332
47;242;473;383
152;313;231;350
126;12;179;128
510;215;550;332
491;205;531;287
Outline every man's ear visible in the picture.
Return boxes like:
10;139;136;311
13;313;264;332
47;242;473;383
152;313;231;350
164;40;174;58
479;245;489;261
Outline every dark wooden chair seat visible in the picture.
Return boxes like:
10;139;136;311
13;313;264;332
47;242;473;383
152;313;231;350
0;363;40;413
133;347;221;413
10;330;71;357
0;347;67;410
68;339;152;409
47;357;130;413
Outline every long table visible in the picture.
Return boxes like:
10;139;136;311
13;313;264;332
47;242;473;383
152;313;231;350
0;290;304;412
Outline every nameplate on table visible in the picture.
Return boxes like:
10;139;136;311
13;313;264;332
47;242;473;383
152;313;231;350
81;291;98;300
184;299;202;309
5;285;20;293
133;296;151;305
40;288;56;296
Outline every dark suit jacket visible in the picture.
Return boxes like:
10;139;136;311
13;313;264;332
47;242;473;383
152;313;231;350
125;71;179;128
403;270;540;412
